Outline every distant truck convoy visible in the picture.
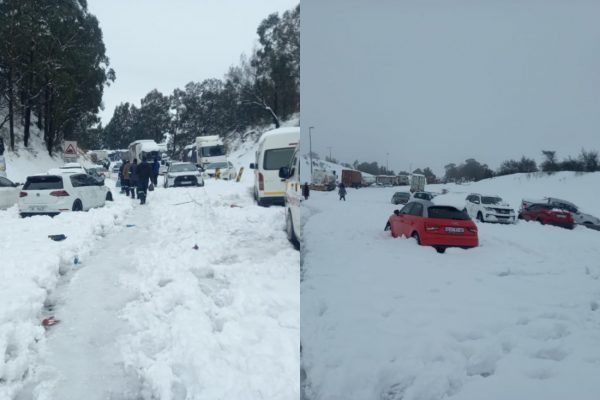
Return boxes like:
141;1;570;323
195;135;226;167
410;173;427;193
128;140;160;163
342;169;362;188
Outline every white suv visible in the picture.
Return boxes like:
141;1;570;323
465;193;516;223
279;145;301;248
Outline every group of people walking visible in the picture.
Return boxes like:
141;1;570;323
118;157;160;205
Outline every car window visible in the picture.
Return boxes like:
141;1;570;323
170;164;197;172
263;147;295;170
482;196;502;205
0;177;13;187
409;203;424;216
428;206;470;220
400;203;414;214
70;174;89;187
551;202;577;213
23;176;63;190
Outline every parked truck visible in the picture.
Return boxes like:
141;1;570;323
342;169;362;188
410;173;427;193
195;135;226;168
128;140;160;163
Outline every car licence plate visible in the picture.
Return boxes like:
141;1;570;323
557;214;566;218
30;206;47;212
445;227;464;233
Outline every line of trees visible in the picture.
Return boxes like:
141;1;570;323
96;4;300;155
337;148;600;184
0;0;114;155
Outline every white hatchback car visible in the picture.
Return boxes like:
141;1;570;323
0;176;20;209
465;193;516;223
18;172;112;217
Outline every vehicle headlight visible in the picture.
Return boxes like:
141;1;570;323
484;207;494;211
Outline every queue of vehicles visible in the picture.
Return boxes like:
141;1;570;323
386;188;600;253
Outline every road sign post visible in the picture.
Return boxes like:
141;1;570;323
63;141;78;162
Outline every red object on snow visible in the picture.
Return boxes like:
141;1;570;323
386;201;478;253
42;316;60;327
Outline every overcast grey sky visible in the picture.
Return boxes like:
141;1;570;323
301;0;600;175
88;0;298;125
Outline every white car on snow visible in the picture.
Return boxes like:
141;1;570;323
202;161;237;180
19;172;113;217
465;193;516;223
0;176;20;209
164;162;204;188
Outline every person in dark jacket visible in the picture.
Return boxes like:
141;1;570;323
302;182;310;200
118;161;126;193
122;160;131;196
129;159;138;199
136;156;152;204
338;182;347;201
151;157;160;186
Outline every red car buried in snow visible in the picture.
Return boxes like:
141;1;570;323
385;200;478;253
517;203;575;229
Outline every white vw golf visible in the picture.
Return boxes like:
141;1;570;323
18;172;113;217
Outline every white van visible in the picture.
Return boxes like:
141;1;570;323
250;127;299;206
279;144;301;247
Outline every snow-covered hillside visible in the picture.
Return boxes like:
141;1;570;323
302;171;600;400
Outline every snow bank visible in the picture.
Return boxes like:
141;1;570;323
117;180;299;399
302;171;600;400
0;182;132;398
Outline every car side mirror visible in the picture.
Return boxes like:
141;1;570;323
249;163;257;170
279;166;291;179
13;182;20;187
393;209;401;216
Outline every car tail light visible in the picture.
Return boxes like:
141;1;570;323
258;172;264;191
425;224;439;231
50;190;70;197
19;191;28;198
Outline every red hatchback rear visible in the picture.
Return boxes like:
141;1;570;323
518;203;574;229
386;200;478;253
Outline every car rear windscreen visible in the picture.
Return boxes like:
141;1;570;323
428;206;470;220
23;176;63;190
263;147;294;170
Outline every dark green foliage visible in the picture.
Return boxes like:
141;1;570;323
444;159;494;182
0;0;114;154
497;156;538;176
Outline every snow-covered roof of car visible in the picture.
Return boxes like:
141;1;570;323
48;168;83;175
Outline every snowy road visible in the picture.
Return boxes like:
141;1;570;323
2;172;299;399
301;173;600;400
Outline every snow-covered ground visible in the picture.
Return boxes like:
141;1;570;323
301;171;600;400
1;132;299;399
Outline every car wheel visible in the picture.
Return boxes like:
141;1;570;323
537;218;545;225
411;231;421;245
106;192;113;201
72;199;83;212
286;211;299;250
435;246;446;254
477;212;484;222
257;197;268;207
